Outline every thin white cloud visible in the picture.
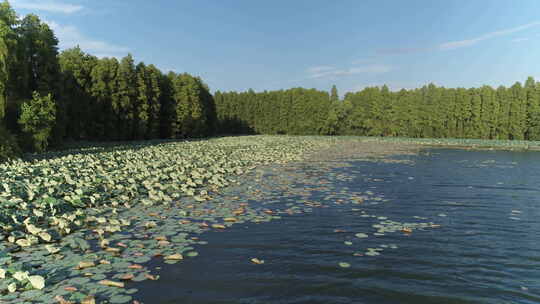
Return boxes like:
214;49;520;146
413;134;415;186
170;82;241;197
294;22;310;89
439;21;540;50
45;20;129;58
11;0;83;14
511;37;530;43
374;21;540;55
307;66;334;74
351;58;378;64
307;64;392;79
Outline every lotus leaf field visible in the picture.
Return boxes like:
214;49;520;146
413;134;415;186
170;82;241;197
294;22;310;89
0;136;338;303
0;135;534;303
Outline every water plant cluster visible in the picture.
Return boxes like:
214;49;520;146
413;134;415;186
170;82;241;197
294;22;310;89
0;136;332;303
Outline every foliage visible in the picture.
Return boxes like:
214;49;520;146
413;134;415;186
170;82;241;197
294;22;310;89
215;88;331;135
216;79;540;141
18;91;56;152
0;124;20;161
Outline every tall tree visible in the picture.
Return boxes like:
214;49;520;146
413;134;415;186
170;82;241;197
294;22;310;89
135;62;149;139
58;47;97;139
145;64;162;138
524;77;540;140
509;82;526;140
0;22;8;121
18;14;60;96
330;85;339;103
114;54;137;139
89;57;119;139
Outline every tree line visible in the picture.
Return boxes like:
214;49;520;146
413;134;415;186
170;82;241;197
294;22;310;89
215;80;540;141
2;0;540;161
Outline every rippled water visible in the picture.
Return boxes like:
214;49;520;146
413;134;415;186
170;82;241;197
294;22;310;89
135;149;540;304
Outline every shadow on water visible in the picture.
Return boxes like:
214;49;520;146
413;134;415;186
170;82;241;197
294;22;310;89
134;149;540;304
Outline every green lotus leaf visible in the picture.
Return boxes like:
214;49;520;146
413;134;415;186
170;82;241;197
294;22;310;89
39;232;52;242
28;275;45;290
15;239;31;247
13;271;29;282
109;295;132;303
7;282;16;293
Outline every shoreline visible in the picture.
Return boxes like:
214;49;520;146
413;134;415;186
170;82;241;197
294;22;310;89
21;135;540;159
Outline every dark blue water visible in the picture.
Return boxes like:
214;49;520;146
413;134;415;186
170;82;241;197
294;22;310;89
135;149;540;304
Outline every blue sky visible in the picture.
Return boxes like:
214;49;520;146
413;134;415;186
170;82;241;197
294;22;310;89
8;0;540;94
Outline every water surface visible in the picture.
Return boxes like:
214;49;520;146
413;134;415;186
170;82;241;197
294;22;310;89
135;149;540;304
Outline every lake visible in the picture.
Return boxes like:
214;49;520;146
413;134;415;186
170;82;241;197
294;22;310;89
133;148;540;304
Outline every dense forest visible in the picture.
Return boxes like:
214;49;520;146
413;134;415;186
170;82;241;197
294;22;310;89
216;80;540;141
2;0;540;162
0;1;216;161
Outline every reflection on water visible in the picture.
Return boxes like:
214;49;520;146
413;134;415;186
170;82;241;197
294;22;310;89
135;149;540;304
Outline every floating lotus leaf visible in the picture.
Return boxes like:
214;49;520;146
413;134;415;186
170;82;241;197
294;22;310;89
26;224;42;235
15;239;31;247
120;273;134;281
109;295;132;303
77;261;95;270
132;256;150;264
28;275;45;290
7;282;16;293
81;296;96;304
132;273;147;282
69;277;91;285
39;231;52;242
13;271;29;281
144;221;157;229
98;280;124;288
164;253;183;260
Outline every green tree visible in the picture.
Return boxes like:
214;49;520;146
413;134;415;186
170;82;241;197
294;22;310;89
524;77;540;140
90;57;119;139
18;91;56;152
330;85;339;102
58;47;98;139
509;82;527;140
0;22;8;121
322;102;340;135
146;64;162;138
135;62;149;139
0;1;20;105
0;125;20;161
114;54;137;139
18;14;60;95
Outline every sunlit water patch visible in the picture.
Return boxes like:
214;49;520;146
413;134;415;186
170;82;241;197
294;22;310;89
132;149;540;304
